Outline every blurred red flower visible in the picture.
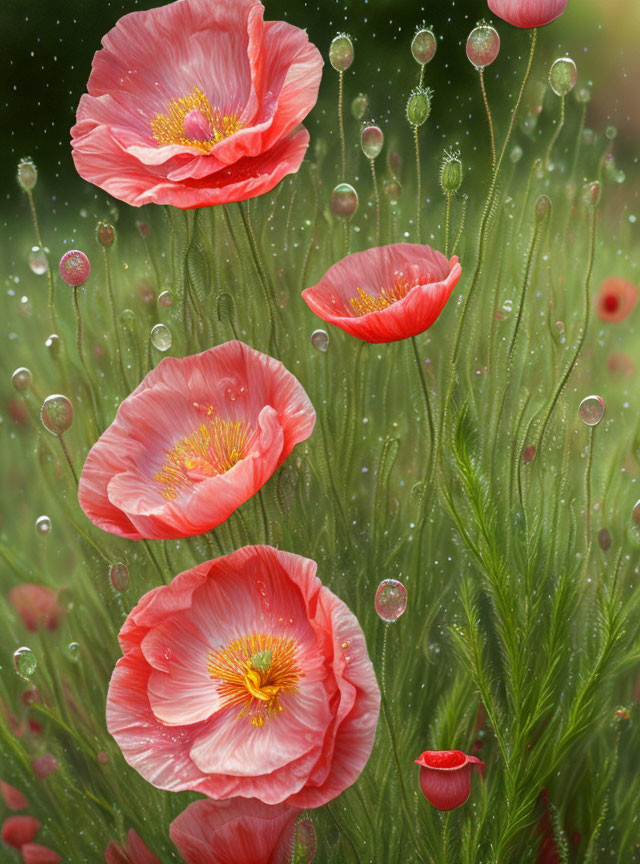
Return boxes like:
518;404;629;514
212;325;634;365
596;277;638;322
9;585;65;632
415;749;485;811
105;829;161;864
487;0;567;27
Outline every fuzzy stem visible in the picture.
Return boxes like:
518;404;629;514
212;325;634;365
478;68;497;169
369;157;381;245
413;124;422;242
338;70;346;181
26;189;58;333
72;284;101;432
545;95;566;171
102;248;129;392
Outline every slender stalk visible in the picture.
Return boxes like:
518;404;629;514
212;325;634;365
236;201;281;353
413;125;422;242
338;70;346;180
26;189;58;332
451;193;468;257
507;218;541;364
57;433;78;485
545;95;566;171
410;336;435;481
258;489;271;545
585;426;595;547
72;284;101;432
444;191;452;257
478;68;497;168
369;157;381;245
102;248;129;392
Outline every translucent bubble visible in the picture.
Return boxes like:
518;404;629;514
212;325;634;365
67;642;81;661
59;250;91;287
549;58;577;97
411;28;437;65
632;499;640;528
330;183;358;219
120;309;136;332
311;329;329;352
510;145;523;164
329;34;354;72
35;515;52;535
383;179;402;203
361;125;384;160
45;334;61;357
292;820;317;863
598;528;611;551
12;367;32;392
578;395;605;427
158;290;173;307
29;246;48;276
41;394;73;435
466;25;500;69
150;323;172;352
109;563;130;592
351;92;368;121
375;579;407;623
605;125;617;140
13;647;37;680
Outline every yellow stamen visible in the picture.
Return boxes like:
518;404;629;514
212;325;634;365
151;87;243;152
349;272;413;316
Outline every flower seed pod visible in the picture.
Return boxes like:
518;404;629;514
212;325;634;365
361;125;384;160
17;158;38;192
534;194;552;222
440;151;463;193
411;28;437;65
96;221;115;248
59;250;91;287
41;395;73;436
549;57;577;97
12;368;32;393
330;183;358;219
466;25;500;69
406;88;432;127
351;93;368;120
329;34;354;72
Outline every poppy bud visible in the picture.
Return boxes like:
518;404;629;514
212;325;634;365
406;88;432;127
466;24;500;69
41;395;73;436
361;125;384;160
440;151;463;193
96;221;115;248
136;220;151;238
411;27;437;66
59;250;91;287
549;57;577;97
21;844;63;864
534;194;552;222
415;749;485;811
330;183;358;219
329;34;354;72
32;754;58;780
351;93;368;120
17;158;38;192
0;781;28;811
1;816;41;848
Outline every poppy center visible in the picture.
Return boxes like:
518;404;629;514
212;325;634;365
154;411;250;500
603;293;620;313
349;270;416;316
151;87;243;153
208;633;302;727
420;750;466;769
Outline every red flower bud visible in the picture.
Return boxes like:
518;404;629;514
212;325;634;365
1;816;41;848
32;754;58;780
0;780;28;811
21;844;62;864
414;749;485;811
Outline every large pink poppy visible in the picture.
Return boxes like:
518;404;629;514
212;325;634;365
302;244;462;343
106;545;380;807
170;798;300;864
487;0;568;28
78;341;315;540
71;0;323;208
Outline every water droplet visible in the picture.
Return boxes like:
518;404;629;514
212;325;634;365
13;647;37;680
549;57;577;97
329;34;354;72
29;246;48;276
466;25;500;69
330;183;358;219
375;579;407;623
68;642;81;661
598;528;611;551
59;250;91;287
411;28;437;65
150;323;172;352
109;563;130;592
158;290;173;307
12;367;32;392
120;309;136;332
578;395;605;427
35;515;51;535
361;125;384;160
41;394;73;435
311;329;329;352
45;334;61;357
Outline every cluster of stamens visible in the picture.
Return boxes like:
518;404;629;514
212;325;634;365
349;270;414;316
151;87;243;152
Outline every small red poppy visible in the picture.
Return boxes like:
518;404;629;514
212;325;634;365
1;816;41;848
0;780;28;811
21;844;63;864
596;277;638;323
414;749;485;811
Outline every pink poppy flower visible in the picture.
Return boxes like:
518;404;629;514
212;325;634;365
0;780;28;811
32;755;58;780
487;0;568;28
21;844;63;864
596;277;638;323
71;0;323;208
414;749;485;811
301;244;462;343
107;545;380;807
9;585;65;632
105;829;161;864
78;341;315;540
170;798;300;864
2;816;41;848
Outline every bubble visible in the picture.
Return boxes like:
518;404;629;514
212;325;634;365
13;647;37;680
35;515;52;535
311;329;329;352
510;145;523;164
383;179;402;203
330;183;358;219
578;395;605;427
411;28;437;65
292;820;317;863
598;528;611;551
41;394;73;435
67;642;81;661
59;250;91;287
466;25;500;69
29;246;48;276
109;563;130;592
632;499;640;528
605;125;617;140
17;158;38;192
329;34;354;72
582;181;600;207
45;334;61;358
351;92;368;120
361;125;384;160
375;579;407;623
158;290;173;307
150;323;172;352
549;58;577;97
12;367;32;392
120;309;136;332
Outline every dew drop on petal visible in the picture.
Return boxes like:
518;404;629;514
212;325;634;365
109;563;130;592
578;394;605;426
41;394;73;435
35;515;51;535
375;579;407;622
311;329;329;352
150;323;172;352
13;647;37;680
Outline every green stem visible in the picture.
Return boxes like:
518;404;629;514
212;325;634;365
27;189;58;333
413;124;422;242
370;157;381;245
338;70;346;181
410;336;435;481
103;248;129;392
57;433;78;485
507;218;541;364
72;284;101;432
236;201;281;353
545;95;566;171
444;191;452;257
478;68;496;169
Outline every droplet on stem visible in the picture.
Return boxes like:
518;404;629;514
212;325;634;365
35;516;52;535
13;647;37;680
330;183;358;219
361;125;384;160
329;34;354;72
59;250;91;287
411;28;437;66
41;395;73;435
29;246;48;276
150;323;172;352
578;395;605;427
12;367;32;392
549;57;577;97
110;563;130;592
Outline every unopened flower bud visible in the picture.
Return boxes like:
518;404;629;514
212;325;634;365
466;25;500;69
534;194;551;221
440;151;463;193
411;28;437;65
41;395;73;436
59;250;91;287
406;88;432;127
351;92;368;120
330;183;358;219
361;125;384;160
12;368;32;392
329;34;354;72
96;221;115;248
17;158;38;192
549;57;577;97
